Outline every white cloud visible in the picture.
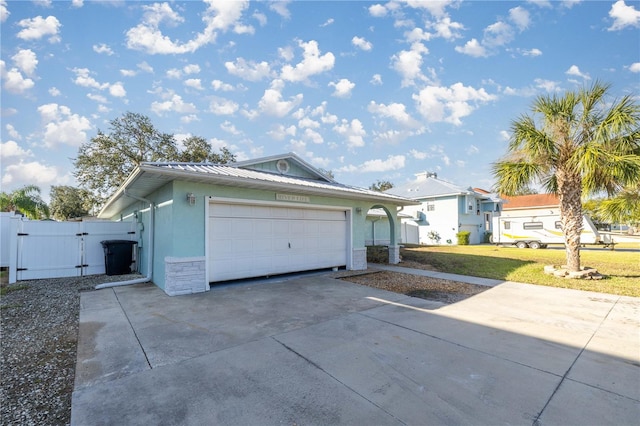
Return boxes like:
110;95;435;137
608;0;640;31
253;10;267;26
413;83;497;126
12;49;38;76
466;145;479;155
212;79;235;91
36;103;92;148
298;117;320;129
108;82;126;97
534;78;562;92
270;0;291;19
566;65;590;80
338;155;405;173
333;118;366;149
87;93;108;103
320;18;334;27
120;69;137;77
138;62;153;73
368;101;420;128
184;78;203;90
509;6;530;31
328;78;355;98
257;79;303;117
225;58;271;81
278;46;294;62
72;67;108;89
150;94;197;115
1;140;32;159
220;120;242;135
370;74;383;85
93;43;114;55
181;114;200;124
455;38;487;58
303;128;323;144
126;1;251;54
71;0;83;7
352;36;372;51
429;16;465;40
409;149;431;160
483;21;515;47
499;130;510;141
404;0;454;18
629;62;640;73
280;40;335;82
1;160;71;192
209;97;239;115
267;124;296;140
1;60;35;94
5;124;21;140
391;42;429;86
519;48;542;57
368;4;387;17
1;0;9;23
184;64;201;74
17;15;61;42
48;87;61;96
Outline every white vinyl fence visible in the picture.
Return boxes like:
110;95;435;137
2;215;136;283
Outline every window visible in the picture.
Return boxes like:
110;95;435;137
426;202;435;211
555;221;562;230
484;213;491;230
523;222;543;230
503;221;510;230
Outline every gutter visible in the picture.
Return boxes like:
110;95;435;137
95;190;155;290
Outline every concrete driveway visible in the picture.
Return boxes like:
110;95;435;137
71;271;639;425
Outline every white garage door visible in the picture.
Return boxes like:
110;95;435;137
208;202;348;282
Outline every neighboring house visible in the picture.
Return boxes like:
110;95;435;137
500;193;560;213
97;153;417;296
371;172;502;245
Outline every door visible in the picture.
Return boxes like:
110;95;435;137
208;202;348;282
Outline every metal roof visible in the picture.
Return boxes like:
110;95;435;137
98;158;418;218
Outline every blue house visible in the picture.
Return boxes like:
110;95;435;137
98;153;417;295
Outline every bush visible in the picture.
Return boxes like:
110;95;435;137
456;231;471;245
484;232;492;243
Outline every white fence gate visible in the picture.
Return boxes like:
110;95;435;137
5;217;136;283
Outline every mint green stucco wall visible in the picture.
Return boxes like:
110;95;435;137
111;179;403;288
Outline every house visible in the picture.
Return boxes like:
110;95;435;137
500;193;560;212
97;153;418;296
371;172;502;245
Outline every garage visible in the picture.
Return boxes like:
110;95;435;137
208;200;348;282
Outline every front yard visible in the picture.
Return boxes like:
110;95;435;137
369;244;640;297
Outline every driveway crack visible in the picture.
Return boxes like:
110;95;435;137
531;296;621;426
113;288;152;370
271;336;407;425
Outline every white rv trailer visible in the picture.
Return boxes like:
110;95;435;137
491;211;611;249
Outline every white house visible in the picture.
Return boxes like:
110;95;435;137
368;172;502;245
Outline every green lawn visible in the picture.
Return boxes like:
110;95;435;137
377;244;640;297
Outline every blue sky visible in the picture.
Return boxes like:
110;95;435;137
1;0;639;202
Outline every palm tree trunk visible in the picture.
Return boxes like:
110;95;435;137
558;171;583;272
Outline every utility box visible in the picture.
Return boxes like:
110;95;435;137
100;240;137;276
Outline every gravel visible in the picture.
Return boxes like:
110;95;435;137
0;264;488;425
0;273;141;426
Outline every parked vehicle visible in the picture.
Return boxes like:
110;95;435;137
490;212;613;249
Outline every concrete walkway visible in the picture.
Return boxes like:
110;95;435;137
71;268;639;425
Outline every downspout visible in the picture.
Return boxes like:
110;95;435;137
95;191;155;289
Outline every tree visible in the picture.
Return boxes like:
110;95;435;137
74;112;179;206
369;180;394;192
0;185;50;219
492;81;640;272
597;184;640;227
177;136;236;163
49;186;92;220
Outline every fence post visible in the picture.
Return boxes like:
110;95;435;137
8;216;20;284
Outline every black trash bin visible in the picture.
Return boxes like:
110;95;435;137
100;240;137;276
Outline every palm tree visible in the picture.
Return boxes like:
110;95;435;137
492;81;640;272
597;184;640;228
0;185;50;219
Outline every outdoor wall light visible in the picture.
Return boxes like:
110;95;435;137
186;193;196;206
355;207;362;214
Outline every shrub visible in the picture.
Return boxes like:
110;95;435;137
427;230;441;244
456;231;471;245
484;232;492;243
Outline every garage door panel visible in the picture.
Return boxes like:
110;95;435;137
209;202;347;282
